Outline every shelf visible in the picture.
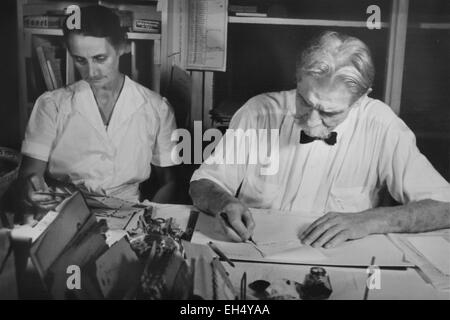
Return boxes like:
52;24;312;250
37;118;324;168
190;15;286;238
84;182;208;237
228;16;390;28
24;28;161;40
24;28;62;36
127;32;161;40
410;22;450;30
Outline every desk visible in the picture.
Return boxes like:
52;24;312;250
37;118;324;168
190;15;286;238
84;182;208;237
151;203;450;300
223;262;450;300
5;202;450;300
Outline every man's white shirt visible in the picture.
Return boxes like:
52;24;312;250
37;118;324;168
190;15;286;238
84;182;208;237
191;90;450;216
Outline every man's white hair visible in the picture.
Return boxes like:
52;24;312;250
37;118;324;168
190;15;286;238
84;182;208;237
296;31;375;99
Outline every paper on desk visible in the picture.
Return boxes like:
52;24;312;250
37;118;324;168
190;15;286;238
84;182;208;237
192;209;411;267
191;211;326;262
407;236;450;276
317;234;412;267
252;209;412;267
88;196;151;230
388;232;450;290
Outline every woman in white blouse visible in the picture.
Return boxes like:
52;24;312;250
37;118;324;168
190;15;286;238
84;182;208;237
17;6;179;219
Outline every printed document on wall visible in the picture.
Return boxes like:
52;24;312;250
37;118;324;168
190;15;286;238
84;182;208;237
187;0;228;71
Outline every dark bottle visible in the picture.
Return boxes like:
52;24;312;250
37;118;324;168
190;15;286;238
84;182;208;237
300;267;333;300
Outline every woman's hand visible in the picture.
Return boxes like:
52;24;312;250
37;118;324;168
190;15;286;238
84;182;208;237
21;174;64;223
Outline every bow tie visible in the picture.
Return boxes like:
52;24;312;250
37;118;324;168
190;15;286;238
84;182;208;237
299;131;337;145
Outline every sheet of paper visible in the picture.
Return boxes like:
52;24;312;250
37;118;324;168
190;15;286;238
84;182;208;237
388;232;450;290
318;234;412;267
407;236;450;276
186;0;228;71
88;196;151;230
191;211;325;262
192;209;410;266
29;210;59;242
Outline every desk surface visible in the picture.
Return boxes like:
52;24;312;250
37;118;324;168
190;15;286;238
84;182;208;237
151;203;450;300
7;202;450;300
223;262;450;300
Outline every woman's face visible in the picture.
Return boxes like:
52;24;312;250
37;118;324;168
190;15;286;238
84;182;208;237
67;34;124;88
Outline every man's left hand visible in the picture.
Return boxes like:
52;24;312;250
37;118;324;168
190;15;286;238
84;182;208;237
300;212;373;249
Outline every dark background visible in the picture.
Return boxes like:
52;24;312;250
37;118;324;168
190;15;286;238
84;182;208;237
1;0;449;180
0;0;20;150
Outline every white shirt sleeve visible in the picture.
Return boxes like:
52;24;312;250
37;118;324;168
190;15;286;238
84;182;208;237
21;92;58;162
378;118;450;203
190;104;256;196
151;97;180;167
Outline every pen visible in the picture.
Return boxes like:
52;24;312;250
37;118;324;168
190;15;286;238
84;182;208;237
35;190;101;198
208;241;235;268
363;256;376;300
240;272;247;300
35;191;71;197
219;212;257;244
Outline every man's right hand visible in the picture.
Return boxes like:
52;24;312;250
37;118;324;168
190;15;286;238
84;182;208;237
219;199;256;242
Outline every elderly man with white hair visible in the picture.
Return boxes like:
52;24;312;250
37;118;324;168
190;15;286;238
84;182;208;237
189;31;450;248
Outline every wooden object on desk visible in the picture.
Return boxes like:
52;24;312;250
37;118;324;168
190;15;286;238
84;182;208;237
184;241;237;300
29;192;109;299
0;229;18;299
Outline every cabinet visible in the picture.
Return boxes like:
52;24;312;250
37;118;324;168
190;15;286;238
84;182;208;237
399;0;450;179
16;0;172;136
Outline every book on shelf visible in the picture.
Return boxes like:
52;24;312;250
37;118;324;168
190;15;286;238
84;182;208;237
24;14;65;29
132;19;161;33
229;4;267;17
35;46;54;90
46;60;59;90
32;37;64;91
229;5;258;13
235;12;268;17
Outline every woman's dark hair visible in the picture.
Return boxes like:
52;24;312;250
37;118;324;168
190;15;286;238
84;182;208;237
62;5;127;48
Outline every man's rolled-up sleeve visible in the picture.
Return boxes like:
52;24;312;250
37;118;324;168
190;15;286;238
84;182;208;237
21;92;58;162
379;118;450;203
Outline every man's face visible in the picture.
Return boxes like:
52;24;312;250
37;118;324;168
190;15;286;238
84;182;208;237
295;75;355;138
67;34;123;88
